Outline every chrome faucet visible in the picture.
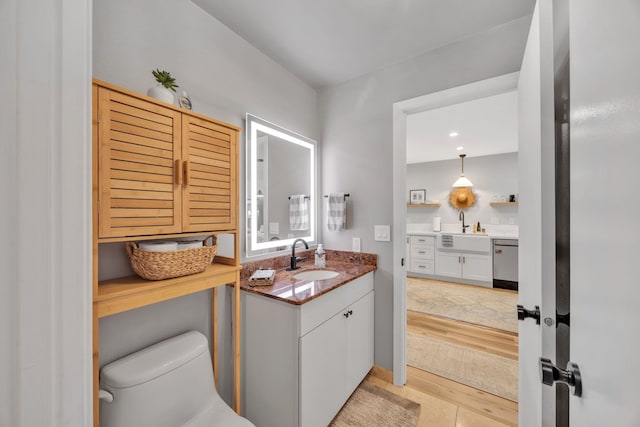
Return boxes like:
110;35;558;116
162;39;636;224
287;238;309;271
459;211;469;233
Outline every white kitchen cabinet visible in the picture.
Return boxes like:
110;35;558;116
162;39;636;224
435;252;462;277
243;272;374;427
461;253;492;281
407;235;435;275
435;252;492;282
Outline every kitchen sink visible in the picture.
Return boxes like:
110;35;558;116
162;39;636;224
436;233;490;252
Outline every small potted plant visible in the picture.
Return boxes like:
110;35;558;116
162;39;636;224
147;69;179;104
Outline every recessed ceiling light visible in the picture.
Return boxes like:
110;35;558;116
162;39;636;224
449;132;459;137
456;146;464;151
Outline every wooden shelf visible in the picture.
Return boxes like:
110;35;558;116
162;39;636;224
490;202;519;206
92;79;243;424
407;203;441;207
95;263;240;318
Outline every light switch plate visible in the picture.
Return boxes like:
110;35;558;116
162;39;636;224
352;237;361;252
374;225;391;242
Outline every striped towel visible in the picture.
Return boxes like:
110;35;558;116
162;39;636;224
289;195;309;231
441;234;453;247
327;193;347;232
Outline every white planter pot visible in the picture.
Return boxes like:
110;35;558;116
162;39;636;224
147;85;174;104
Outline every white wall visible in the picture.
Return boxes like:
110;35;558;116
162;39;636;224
1;0;92;425
318;17;531;370
93;0;317;408
407;153;519;228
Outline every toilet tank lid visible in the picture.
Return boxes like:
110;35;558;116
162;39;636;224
100;331;209;389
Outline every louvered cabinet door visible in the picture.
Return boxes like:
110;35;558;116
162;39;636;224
97;87;182;238
182;115;237;232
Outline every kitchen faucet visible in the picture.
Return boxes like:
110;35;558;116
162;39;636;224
287;238;309;271
459;211;469;233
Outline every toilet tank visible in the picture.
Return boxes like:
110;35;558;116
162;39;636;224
100;331;215;427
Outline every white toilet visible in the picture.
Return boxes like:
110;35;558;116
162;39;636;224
99;331;254;427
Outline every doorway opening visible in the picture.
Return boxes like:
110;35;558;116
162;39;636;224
392;73;520;425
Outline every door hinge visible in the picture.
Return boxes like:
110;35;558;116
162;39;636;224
556;311;570;328
540;358;582;397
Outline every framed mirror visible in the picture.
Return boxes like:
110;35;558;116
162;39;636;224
246;114;316;257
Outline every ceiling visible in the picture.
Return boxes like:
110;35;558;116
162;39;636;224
406;90;518;164
193;0;535;88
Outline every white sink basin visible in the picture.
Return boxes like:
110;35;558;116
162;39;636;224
293;269;339;281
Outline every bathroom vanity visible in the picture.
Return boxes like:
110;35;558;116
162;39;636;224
240;258;375;427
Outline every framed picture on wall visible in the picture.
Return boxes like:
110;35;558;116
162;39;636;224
409;189;426;204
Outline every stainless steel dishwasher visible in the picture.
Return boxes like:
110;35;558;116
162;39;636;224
493;239;518;290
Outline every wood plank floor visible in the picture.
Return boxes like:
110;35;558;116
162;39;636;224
408;311;518;360
366;290;519;426
367;365;518;426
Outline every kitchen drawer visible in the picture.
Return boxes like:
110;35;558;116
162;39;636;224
410;235;435;248
411;260;434;275
410;246;434;260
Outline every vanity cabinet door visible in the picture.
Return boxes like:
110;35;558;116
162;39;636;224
346;291;375;392
181;115;237;232
299;311;347;427
97;87;183;238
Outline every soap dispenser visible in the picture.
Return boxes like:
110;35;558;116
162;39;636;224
315;244;326;268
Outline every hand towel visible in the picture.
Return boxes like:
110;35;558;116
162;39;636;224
289;195;309;231
327;193;347;232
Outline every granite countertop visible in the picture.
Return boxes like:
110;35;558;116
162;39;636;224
240;251;376;305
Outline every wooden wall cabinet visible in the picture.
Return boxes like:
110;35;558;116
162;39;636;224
92;79;242;426
96;83;237;240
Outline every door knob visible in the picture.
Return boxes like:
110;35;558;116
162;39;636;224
539;358;582;397
517;304;540;324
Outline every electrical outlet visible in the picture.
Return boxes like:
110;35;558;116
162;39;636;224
269;222;279;234
352;237;361;252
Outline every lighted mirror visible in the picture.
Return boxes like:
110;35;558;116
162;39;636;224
246;114;316;257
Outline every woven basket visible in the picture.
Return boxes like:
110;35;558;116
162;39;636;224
126;235;217;281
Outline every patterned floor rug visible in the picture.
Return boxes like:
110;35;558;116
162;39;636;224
407;277;518;333
330;380;420;427
407;332;518;402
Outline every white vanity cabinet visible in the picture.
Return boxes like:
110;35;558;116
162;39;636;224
242;272;374;427
407;235;435;275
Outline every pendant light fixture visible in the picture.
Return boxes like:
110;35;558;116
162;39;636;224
452;153;473;187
